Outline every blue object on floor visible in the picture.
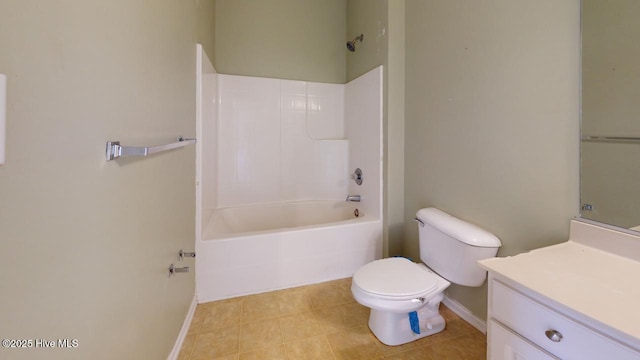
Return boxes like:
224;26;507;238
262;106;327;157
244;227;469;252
409;311;420;334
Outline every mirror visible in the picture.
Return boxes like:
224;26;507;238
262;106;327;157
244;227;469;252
581;0;640;230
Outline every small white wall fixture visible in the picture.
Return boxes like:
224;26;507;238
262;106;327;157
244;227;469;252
0;74;6;165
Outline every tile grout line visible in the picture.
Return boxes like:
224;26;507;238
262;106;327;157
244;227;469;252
237;298;245;356
184;333;195;360
184;308;203;360
276;304;286;359
323;334;339;360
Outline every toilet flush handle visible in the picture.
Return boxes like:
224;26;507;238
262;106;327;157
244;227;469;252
411;297;425;304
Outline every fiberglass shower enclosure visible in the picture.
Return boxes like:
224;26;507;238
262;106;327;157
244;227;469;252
195;44;383;301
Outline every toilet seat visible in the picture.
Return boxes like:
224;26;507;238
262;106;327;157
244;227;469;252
352;258;440;300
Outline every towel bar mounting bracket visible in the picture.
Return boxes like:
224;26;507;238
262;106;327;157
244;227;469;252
106;136;196;161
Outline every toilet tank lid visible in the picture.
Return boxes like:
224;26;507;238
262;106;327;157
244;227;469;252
416;208;502;248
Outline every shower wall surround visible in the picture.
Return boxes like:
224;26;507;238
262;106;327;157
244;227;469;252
346;67;383;220
214;66;382;215
217;75;347;207
196;45;218;238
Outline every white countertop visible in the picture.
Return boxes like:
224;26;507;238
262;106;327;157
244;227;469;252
479;220;640;349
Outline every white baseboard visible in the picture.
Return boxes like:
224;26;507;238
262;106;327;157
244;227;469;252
442;295;487;334
167;295;198;360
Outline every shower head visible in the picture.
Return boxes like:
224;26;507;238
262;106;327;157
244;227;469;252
346;34;364;52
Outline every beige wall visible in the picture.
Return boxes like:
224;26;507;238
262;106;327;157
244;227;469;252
214;0;346;83
0;1;214;359
385;1;405;256
404;1;580;318
346;0;388;82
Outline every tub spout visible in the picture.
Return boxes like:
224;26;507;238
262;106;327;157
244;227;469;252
346;194;361;202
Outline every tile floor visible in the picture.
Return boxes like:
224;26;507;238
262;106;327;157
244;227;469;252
178;278;486;360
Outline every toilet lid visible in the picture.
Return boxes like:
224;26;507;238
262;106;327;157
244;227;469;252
353;258;439;299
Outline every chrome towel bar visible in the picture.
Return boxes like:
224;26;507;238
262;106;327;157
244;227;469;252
106;137;196;161
582;135;640;143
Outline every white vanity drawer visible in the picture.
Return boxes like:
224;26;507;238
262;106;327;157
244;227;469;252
491;280;640;360
489;320;558;360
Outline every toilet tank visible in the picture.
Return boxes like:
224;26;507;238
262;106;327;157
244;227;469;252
416;208;501;287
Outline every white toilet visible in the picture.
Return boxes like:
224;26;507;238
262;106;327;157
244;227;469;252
351;207;501;346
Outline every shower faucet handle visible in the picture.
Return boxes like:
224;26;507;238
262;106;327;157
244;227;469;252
352;168;363;185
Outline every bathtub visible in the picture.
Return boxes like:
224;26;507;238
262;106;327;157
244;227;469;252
195;200;383;302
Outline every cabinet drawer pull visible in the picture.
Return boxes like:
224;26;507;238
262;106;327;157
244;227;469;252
545;329;563;342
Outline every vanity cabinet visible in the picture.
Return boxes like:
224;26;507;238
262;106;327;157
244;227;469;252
487;277;639;360
481;220;640;360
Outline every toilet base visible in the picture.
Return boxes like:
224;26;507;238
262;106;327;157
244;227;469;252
368;298;446;346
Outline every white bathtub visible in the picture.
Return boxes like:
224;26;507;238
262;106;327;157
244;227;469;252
196;200;383;302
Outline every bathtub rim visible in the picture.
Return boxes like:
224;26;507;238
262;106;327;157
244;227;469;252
201;199;375;240
202;212;379;241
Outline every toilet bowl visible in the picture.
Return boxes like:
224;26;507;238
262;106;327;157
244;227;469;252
351;257;450;313
351;208;501;346
352;257;452;345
